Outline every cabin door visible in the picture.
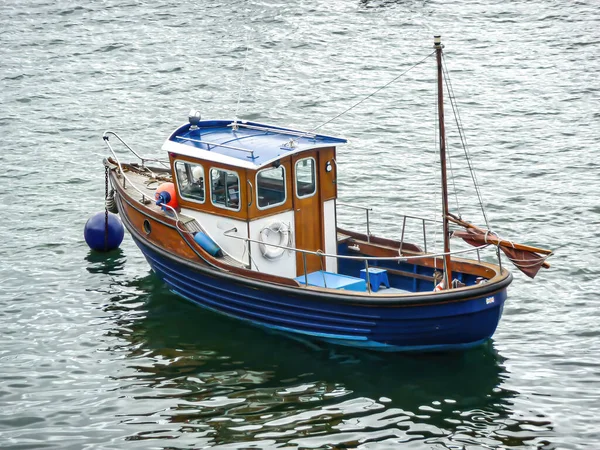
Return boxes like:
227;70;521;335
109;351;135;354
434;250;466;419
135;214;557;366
292;151;324;276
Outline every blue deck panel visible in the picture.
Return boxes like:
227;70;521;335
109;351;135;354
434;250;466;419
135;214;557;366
295;271;367;292
169;120;347;167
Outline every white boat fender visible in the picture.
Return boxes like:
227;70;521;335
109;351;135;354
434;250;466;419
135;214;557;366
259;222;291;260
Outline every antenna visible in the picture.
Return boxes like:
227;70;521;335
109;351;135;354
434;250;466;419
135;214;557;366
233;37;251;131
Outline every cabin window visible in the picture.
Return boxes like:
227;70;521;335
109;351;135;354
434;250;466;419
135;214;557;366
256;166;286;209
174;160;205;203
295;157;316;198
210;168;240;211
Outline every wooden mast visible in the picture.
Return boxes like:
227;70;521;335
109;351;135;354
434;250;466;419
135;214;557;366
435;35;452;290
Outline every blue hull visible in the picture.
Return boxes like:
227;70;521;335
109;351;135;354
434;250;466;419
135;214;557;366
132;236;507;352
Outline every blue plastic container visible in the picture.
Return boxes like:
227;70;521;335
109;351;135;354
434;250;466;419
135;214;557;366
193;232;222;257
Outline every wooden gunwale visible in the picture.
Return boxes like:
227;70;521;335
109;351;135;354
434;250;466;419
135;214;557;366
338;227;423;253
339;228;499;279
111;164;511;306
118;198;512;307
110;168;301;287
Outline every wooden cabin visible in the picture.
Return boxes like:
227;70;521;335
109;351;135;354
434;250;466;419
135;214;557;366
163;117;347;278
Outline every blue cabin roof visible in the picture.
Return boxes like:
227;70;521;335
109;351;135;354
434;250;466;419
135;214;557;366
162;119;347;169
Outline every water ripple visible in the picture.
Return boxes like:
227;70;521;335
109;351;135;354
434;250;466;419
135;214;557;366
1;0;599;448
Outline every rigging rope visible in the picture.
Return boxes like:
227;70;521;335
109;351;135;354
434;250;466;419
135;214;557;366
288;50;437;145
444;133;462;218
441;53;490;229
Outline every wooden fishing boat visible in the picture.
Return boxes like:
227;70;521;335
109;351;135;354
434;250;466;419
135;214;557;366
101;37;552;352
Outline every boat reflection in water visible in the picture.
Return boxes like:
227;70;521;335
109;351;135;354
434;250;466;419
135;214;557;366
102;278;555;448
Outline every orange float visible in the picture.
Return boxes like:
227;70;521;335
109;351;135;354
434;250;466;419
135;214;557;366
155;182;178;211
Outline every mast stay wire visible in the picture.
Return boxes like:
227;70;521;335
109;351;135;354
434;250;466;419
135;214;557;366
441;53;490;229
288;50;437;145
445;134;463;220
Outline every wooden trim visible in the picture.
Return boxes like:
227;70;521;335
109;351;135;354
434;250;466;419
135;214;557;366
113;176;301;287
318;147;337;202
384;267;436;282
113;168;513;304
338;227;423;253
168;153;249;221
118;194;201;261
123;196;512;305
346;239;497;278
247;157;294;220
292;150;325;275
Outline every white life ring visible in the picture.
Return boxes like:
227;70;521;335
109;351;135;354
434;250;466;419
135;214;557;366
259;222;290;260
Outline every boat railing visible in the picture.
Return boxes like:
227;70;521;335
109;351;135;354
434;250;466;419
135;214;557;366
103;133;492;289
103;131;187;227
222;228;488;293
337;202;372;242
227;122;317;139
103;131;170;169
397;213;443;256
337;202;449;257
174;135;257;160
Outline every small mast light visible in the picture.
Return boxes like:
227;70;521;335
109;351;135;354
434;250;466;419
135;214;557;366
188;110;201;129
434;35;444;49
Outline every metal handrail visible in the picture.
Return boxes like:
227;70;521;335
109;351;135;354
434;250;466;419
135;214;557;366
337;202;373;242
103;132;184;226
175;135;256;160
227;122;317;139
103;131;170;168
103;135;495;276
337;202;444;251
223;229;489;263
336;203;502;268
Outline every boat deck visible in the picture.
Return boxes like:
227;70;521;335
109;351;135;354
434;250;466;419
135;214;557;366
112;163;247;269
111;162;496;295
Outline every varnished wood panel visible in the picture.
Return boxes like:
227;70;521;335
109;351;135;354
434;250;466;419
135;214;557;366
168;153;249;221
119;198;200;261
318;147;337;202
292;150;324;276
247;157;294;221
338;227;423;253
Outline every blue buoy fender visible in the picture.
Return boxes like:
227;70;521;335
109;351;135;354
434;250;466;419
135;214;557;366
193;232;222;257
84;211;125;251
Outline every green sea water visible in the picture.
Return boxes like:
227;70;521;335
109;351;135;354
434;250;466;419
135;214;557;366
1;0;599;448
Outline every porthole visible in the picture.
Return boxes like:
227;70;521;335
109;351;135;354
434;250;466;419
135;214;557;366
143;220;151;235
